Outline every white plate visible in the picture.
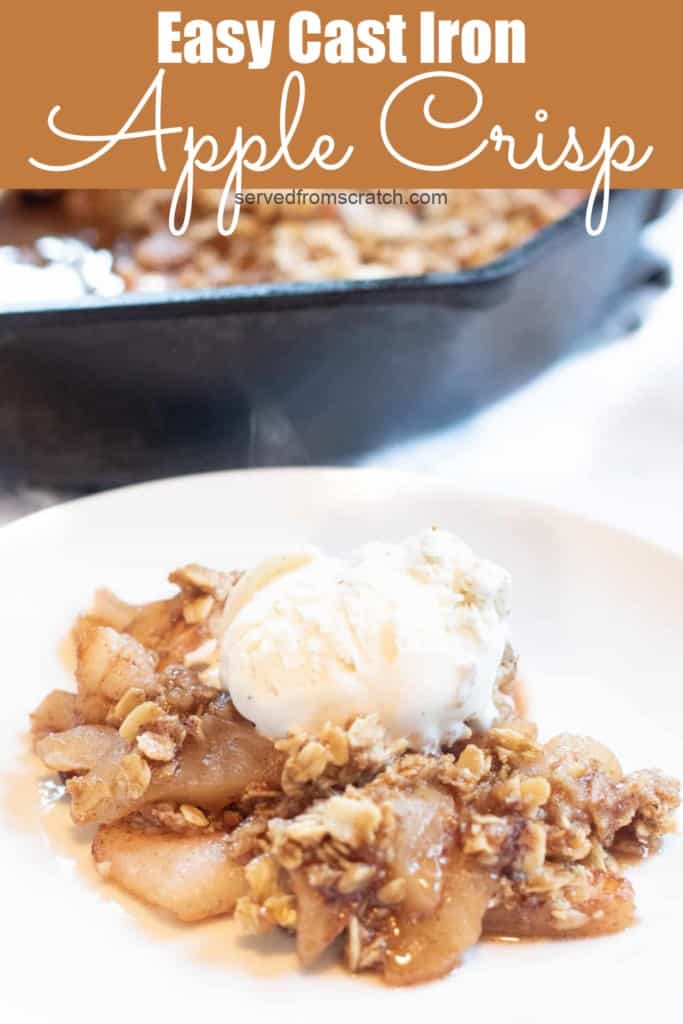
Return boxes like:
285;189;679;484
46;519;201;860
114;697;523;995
1;468;681;1024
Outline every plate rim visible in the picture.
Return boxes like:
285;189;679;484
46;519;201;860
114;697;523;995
2;465;683;576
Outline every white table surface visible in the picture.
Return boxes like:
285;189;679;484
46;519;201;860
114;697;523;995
3;197;682;555
370;198;683;555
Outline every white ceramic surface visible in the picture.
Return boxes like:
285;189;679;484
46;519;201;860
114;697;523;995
1;468;681;1024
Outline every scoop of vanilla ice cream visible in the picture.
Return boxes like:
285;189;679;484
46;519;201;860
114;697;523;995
219;529;511;751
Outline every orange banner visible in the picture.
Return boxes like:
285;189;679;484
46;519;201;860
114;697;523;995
1;1;680;209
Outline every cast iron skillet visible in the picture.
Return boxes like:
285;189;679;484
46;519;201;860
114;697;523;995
0;189;673;488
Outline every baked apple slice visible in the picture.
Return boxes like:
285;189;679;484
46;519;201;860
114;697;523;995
384;852;495;986
93;824;246;922
484;870;634;939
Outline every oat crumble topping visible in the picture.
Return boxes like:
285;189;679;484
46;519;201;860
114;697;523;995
30;561;680;986
7;189;582;294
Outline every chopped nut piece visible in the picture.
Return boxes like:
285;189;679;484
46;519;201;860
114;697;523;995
348;715;385;752
137;731;176;762
346;916;361;972
95;859;112;880
271;794;383;851
27;558;682;988
198;665;221;689
520;822;547;875
234;896;272;935
245;854;279;901
337;863;375;894
110;687;146;724
119;701;162;741
277;841;304;870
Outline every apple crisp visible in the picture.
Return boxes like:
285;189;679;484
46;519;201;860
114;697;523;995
7;188;581;293
30;563;679;986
